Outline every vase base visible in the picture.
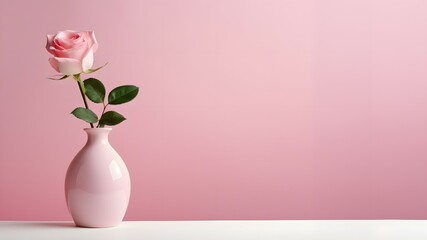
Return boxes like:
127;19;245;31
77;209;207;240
74;222;121;228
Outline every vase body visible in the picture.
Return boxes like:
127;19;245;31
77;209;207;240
65;128;131;228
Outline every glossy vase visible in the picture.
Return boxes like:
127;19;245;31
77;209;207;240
65;128;131;228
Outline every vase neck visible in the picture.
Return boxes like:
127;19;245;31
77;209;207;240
84;128;112;145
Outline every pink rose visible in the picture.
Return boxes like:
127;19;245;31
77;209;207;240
46;30;98;75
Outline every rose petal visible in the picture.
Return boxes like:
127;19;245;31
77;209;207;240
46;34;56;54
48;57;60;72
56;30;78;40
56;31;81;49
53;39;66;50
81;47;94;72
49;57;83;75
87;31;98;53
51;44;87;59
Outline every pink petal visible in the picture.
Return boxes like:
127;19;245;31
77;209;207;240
81;47;94;72
52;44;87;59
56;31;81;49
46;34;56;54
48;57;60;72
49;57;83;75
87;31;98;53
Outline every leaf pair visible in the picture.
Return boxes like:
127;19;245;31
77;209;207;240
71;78;139;127
84;78;139;105
71;108;126;126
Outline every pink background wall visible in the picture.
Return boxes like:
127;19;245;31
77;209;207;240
1;0;427;220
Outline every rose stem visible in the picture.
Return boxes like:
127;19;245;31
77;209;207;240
75;75;94;128
96;103;108;128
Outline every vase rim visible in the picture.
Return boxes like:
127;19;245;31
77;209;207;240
84;127;112;132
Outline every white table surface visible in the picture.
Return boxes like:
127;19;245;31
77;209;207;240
1;220;427;240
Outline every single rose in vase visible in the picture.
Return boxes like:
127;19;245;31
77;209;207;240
46;30;140;228
46;30;98;75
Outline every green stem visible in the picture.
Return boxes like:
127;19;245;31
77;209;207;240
74;75;94;128
97;103;108;128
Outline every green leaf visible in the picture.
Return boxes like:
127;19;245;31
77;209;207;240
71;107;98;123
48;75;69;80
108;85;139;105
99;111;126;126
84;78;105;103
83;62;108;74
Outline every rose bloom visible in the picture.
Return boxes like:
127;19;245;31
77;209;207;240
46;30;98;75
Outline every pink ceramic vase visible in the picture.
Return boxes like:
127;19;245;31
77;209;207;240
65;128;131;228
